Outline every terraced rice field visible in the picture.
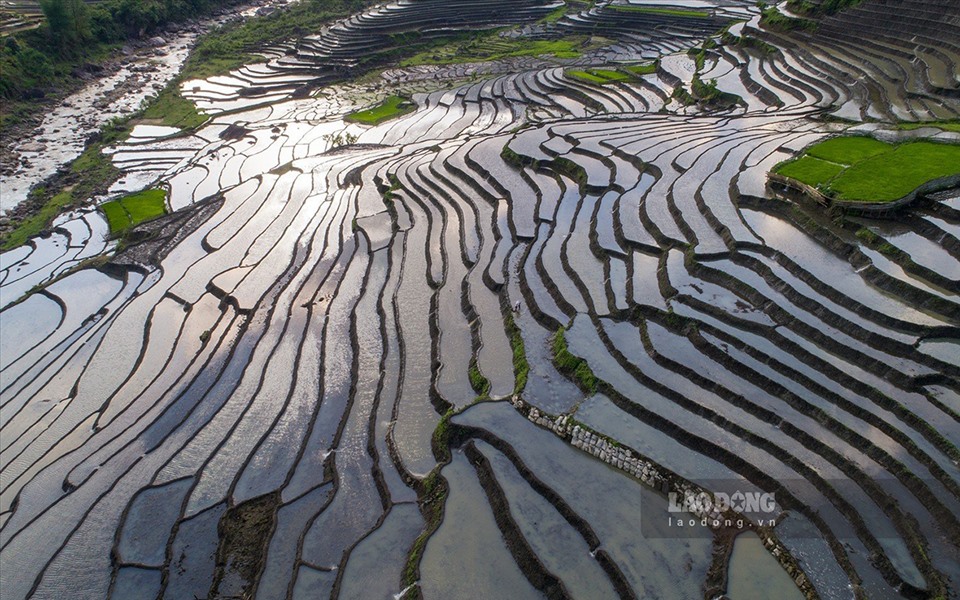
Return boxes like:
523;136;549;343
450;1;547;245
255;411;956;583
1;0;959;599
775;137;960;203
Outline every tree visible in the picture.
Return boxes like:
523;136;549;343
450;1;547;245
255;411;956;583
40;0;91;48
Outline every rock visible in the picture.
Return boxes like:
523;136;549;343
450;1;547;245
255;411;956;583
148;36;167;47
19;142;46;153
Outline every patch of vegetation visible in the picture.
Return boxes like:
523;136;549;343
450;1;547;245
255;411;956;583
775;137;960;203
468;358;491;398
2;189;73;250
504;311;528;395
539;4;569;24
759;7;816;31
346;95;415;125
721;31;778;55
776;155;845;187
829;141;960;202
855;227;897;255
803;135;890;164
622;61;657;76
552;327;598;394
672;84;697;106
566;68;630;85
690;75;741;108
141;86;206;129
896;120;960;134
606;6;710;18
101;188;168;236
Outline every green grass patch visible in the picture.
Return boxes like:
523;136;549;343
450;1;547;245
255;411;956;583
803;136;891;165
101;188;168;235
540;5;568;23
2;190;74;250
759;7;816;31
566;68;631;84
552;327;598;394
775;155;845;187
346;95;415;125
896;120;960;134
141;87;207;129
623;62;657;75
776;137;960;203
828;142;960;202
607;6;710;18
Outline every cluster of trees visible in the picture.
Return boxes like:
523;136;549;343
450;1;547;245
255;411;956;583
1;0;234;101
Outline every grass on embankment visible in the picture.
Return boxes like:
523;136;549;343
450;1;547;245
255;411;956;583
775;136;960;203
552;327;598;394
346;95;415;125
896;120;960;134
101;188;168;236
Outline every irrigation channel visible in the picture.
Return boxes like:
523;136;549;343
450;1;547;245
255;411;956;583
1;0;959;599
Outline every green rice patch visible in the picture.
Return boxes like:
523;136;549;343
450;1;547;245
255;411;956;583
775;155;845;187
346;96;415;125
567;68;631;84
804;136;891;165
101;189;168;236
827;141;960;202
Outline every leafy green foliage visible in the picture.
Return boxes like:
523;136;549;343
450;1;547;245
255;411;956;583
690;76;741;108
40;0;91;48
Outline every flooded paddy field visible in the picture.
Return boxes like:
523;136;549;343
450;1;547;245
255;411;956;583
1;0;959;599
